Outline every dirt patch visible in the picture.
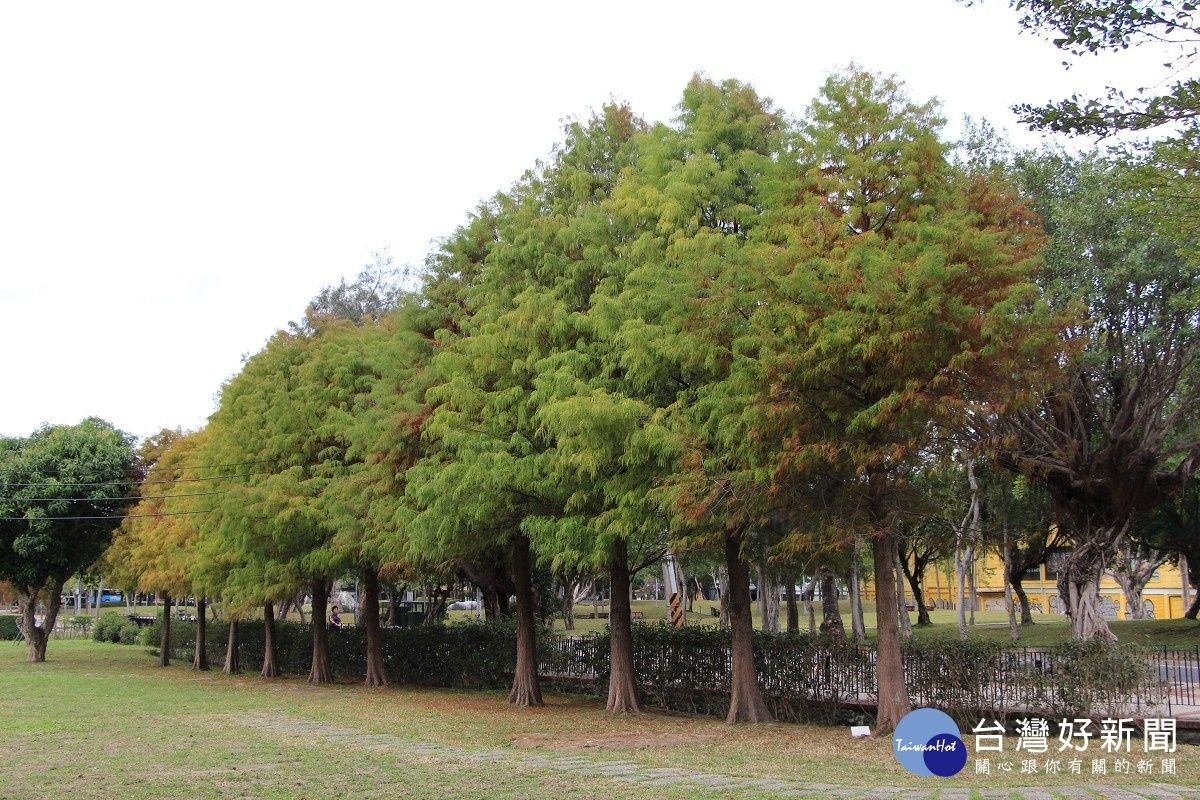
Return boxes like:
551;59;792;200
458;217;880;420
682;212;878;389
512;731;720;750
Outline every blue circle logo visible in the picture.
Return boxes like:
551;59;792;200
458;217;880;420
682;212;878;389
892;708;967;777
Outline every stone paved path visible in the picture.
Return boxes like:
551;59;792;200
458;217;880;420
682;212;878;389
234;713;1200;799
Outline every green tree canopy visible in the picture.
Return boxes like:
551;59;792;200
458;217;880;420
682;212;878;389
0;418;137;661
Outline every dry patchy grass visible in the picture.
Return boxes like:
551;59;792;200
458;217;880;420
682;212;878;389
0;640;1196;798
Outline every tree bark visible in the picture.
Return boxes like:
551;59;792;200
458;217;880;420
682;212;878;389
872;530;911;735
193;597;209;670
724;529;772;724
223;618;240;674
1110;546;1165;620
849;537;866;641
606;538;641;713
21;586;61;663
802;576;817;634
261;601;280;678
1186;589;1200;620
894;542;912;639
819;567;845;636
308;577;333;684
899;548;931;626
507;534;544;707
362;569;389;688
1181;555;1192;614
93;577;103;620
560;572;578;631
1059;540;1118;641
1003;526;1019;643
784;573;799;634
159;594;172;667
717;564;730;631
1011;575;1035;625
757;563;780;634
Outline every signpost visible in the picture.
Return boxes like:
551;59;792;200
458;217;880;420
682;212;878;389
662;551;686;628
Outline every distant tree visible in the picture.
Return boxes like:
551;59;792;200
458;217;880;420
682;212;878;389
106;429;212;668
992;149;1200;640
295;249;408;332
0;419;137;661
970;0;1200;135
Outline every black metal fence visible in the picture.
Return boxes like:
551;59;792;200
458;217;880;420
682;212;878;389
539;628;1200;725
137;615;1199;726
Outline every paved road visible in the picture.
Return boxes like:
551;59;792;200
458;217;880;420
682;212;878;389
234;712;1200;799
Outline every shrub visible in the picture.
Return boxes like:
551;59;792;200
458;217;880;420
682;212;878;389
92;612;143;645
0;615;18;641
93;611;129;643
138;616;199;657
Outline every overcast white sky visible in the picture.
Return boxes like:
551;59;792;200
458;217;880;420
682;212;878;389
0;1;1168;442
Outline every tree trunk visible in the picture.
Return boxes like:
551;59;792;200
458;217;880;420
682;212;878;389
1059;541;1118;641
717;564;730;631
957;460;981;639
1003;526;1019;643
1181;555;1192;614
193;597;209;670
1186;589;1200;620
802;576;817;634
223;618;240;674
93;577;103;620
308;577;333;684
757;563;780;634
849;537;866;641
362;569;389;688
955;543;975;640
900;552;931;627
784;573;799;634
159;594;172;667
507;534;544;707
1110;546;1165;620
1011;575;1035;625
560;573;578;631
724;529;772;724
261;601;279;678
21;587;58;663
872;530;911;735
894;543;912;639
606;538;641;713
819;567;845;636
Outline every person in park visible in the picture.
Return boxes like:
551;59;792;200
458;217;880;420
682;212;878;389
328;605;341;632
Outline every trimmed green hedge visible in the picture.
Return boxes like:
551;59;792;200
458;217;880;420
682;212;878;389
0;615;18;641
148;617;1169;725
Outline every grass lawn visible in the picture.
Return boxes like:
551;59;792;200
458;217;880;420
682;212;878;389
1;640;1196;799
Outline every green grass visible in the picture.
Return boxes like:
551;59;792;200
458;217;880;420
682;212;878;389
0;640;1195;799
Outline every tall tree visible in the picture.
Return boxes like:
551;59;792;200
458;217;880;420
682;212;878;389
742;68;1059;732
994;149;1200;640
600;75;786;723
204;325;371;683
0;419;137;662
106;429;214;668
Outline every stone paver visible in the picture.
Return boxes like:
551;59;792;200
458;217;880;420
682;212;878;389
232;713;1193;800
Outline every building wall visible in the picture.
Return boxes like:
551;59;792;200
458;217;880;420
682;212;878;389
871;552;1192;620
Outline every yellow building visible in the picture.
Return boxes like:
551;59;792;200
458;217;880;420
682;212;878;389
888;550;1194;620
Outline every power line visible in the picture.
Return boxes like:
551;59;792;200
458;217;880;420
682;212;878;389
0;510;217;521
12;459;277;477
0;490;226;503
2;472;266;488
